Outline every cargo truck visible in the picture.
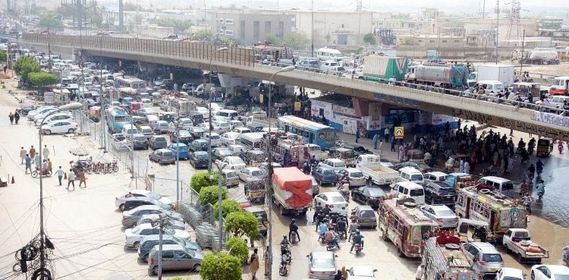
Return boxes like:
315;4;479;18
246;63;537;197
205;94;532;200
362;55;409;82
470;64;515;87
406;63;469;89
271;167;313;216
355;154;400;186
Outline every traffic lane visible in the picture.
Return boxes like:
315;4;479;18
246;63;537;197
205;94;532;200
270;187;417;280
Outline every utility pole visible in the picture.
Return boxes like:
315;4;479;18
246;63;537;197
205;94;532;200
176;107;180;202
217;174;223;250
156;214;167;280
311;0;314;57
520;29;525;74
495;0;500;64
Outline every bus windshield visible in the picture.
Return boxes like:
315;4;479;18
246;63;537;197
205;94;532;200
410;225;433;243
113;115;128;122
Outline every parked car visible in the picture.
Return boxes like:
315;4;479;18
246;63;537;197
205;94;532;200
149;135;168;150
115;190;172;210
496;268;524;280
462;242;504;278
152;120;170;134
221;169;240;187
221;132;240;146
212;147;233;160
187;126;205;139
393;161;432;173
419;204;458;229
350;205;377;228
423;181;457;208
203;132;222;147
216;156;246;171
131;134;149;150
347;266;378;280
307;251;337;280
170;129;193;145
239;167;266;182
125;223;190;248
313;166;339;185
41;120;78;135
530;265;569;280
149;149;176;165
338;168;367;188
138;235;200;261
351;186;386;209
34;112;72;126
120;197;172;212
168;143;190;160
189;151;209;169
148;244;203;275
314;192;348;215
122;205;183;228
188;139;208;152
136;214;187;230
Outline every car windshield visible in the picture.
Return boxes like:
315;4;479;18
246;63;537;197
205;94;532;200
411;174;423;181
367;188;385;197
334;161;346;168
410;189;424;196
330;196;345;203
163;151;174;156
435;208;455;216
502;277;523;280
146;193;161;200
312;257;334;269
350;171;364;178
436;186;456;195
195;153;208;159
251;170;264;177
502;182;514;191
225;171;238;178
323;169;335;175
482;254;503;262
553;275;569;280
359;210;375;217
228;158;244;164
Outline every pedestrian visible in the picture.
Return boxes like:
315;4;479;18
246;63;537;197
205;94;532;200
24;154;32;174
14;111;20;124
334;270;343;280
306;206;314;225
398;145;404;161
384;127;390;142
78;169;87;188
43;145;50;160
54;166;64;186
390;135;396;152
19;147;26;164
341;266;348;280
29;145;36;160
8;112;14;124
464;161;470;174
47;158;53;174
67;169;76;190
355;127;360;143
249;248;259;280
373;133;379;150
459;159;465;173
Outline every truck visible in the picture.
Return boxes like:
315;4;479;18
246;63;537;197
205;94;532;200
420;235;478;280
470;64;515;87
525;48;560;65
271;167;312;216
355;154;399;186
405;63;469;89
502;228;549;263
362;55;409;82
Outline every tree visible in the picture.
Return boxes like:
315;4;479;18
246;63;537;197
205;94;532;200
225;211;259;239
154;18;192;34
283;32;309;49
198;185;227;205
363;33;378;45
226;237;249;265
214;199;242;218
190;172;220;193
193;29;213;41
199;252;241;280
14;56;40;82
38;11;63;29
0;50;6;62
28;72;58;88
265;33;282;46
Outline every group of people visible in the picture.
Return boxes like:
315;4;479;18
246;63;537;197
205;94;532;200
8;110;20;124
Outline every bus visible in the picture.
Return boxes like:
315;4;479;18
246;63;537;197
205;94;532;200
106;106;130;133
277;115;336;150
115;76;146;93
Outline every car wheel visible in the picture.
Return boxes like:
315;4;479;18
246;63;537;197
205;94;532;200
152;266;159;276
193;264;201;272
44;130;51;135
119;204;125;211
531;271;535;280
68;128;75;133
133;241;140;248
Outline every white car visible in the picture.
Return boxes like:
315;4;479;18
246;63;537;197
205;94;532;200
203;132;222;147
239;167;266;182
27;106;55;120
33;108;59;122
496;267;523;280
41;120;78;135
348;266;378;279
35;112;72;126
419;205;458;229
307;251;337;280
124;223;190;248
531;265;569;280
115;190;172;210
233;127;252;134
217;156;246;171
136;214;187;231
423;171;448;182
320;158;347;175
221;132;240;146
314;192;348;215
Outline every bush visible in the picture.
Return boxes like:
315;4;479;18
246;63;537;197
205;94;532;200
28;71;58;88
13;56;40;82
214;199;242;218
190;172;219;193
225;211;259;239
226;237;249;265
199;252;242;280
198;185;227;205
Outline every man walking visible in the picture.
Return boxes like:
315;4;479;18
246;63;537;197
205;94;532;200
67;169;76;190
54;166;64;186
390;135;396;152
24;154;32;174
8;112;14;124
78;170;87;188
19;147;26;164
355;127;360;143
14;111;20;124
29;145;36;160
373;133;379;150
384;127;390;142
43;145;50;160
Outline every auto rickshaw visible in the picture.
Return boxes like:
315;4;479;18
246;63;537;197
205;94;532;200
536;138;553;157
244;179;266;204
329;147;356;167
244;206;268;240
242;149;266;167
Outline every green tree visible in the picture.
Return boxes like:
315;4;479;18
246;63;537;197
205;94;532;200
213;199;241;218
28;72;58;88
226;237;249;265
363;33;377;45
265;33;282;46
198;185;227;205
190;172;220;193
225;211;259;239
199;252;242;280
0;50;6;62
154;18;192;33
14;56;40;82
283;32;309;49
193;29;213;40
38;11;63;29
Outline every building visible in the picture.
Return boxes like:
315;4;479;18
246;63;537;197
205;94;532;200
207;8;296;45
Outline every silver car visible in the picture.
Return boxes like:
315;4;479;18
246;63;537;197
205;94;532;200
420;204;458;229
462;242;504;278
122;205;183;228
148;244;203;275
307;251;337;279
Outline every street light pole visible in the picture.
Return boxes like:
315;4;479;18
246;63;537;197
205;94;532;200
207;47;228;173
37;102;82;276
265;66;295;279
176;108;180;202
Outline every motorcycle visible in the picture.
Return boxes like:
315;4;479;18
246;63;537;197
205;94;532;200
290;232;298;245
559;141;565;154
325;237;340;251
536;182;545;200
336;181;350;202
31;168;52;178
354;243;363;256
279;247;291;276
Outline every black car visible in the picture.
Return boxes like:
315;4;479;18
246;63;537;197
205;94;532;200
132;134;149;150
424;181;457;208
149;135;168;150
189;113;204;126
121;197;171;212
170;130;193;145
189;151;209;169
351;186;386;209
188;139;208;152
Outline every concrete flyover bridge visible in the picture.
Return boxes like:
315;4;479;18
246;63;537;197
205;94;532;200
20;33;569;139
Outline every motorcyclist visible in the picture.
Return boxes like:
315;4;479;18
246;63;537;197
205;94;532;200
562;245;569;263
522;193;533;215
527;164;535;180
348;220;359;242
289;219;300;242
280;236;291;265
536;159;544;175
536;179;545;199
318;220;329;241
528;137;536;154
350;230;364;253
324;229;339;248
303;161;311;174
336;217;347;238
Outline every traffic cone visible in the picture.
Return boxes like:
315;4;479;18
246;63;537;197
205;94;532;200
11;176;15;184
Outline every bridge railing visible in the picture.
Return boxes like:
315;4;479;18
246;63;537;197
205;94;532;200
21;33;255;67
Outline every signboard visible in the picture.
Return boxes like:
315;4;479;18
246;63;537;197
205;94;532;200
394;126;404;139
259;94;264;104
294;102;301;112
